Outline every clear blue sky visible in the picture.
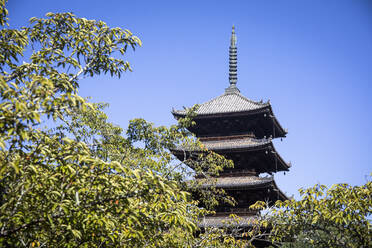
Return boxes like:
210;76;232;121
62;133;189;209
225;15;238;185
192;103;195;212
8;0;372;198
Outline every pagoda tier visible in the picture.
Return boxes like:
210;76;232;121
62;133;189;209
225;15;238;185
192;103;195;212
198;175;287;208
198;214;271;247
171;134;290;175
172;90;287;139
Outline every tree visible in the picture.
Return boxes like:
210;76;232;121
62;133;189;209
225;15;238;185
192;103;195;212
251;179;372;248
57;102;244;248
0;1;242;247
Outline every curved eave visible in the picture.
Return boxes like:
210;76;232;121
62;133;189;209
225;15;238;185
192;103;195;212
271;179;289;201
218;178;288;203
209;139;291;172
205;142;291;172
197;176;274;189
171;138;271;153
171;104;269;119
269;143;291;172
197;176;288;203
267;105;288;138
202;138;272;152
170;141;291;172
172;105;287;138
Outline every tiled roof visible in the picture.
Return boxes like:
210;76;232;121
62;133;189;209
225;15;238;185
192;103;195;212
171;135;290;172
172;136;271;152
199;175;273;189
172;91;269;116
199;215;258;228
201;136;271;150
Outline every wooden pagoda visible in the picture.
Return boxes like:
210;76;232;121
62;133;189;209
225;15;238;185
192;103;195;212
172;26;290;230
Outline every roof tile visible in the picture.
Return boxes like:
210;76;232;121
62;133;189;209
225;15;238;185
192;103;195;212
199;215;258;228
201;136;271;150
199;175;273;188
173;91;268;115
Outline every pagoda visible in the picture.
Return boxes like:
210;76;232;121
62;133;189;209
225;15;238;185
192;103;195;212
172;26;290;229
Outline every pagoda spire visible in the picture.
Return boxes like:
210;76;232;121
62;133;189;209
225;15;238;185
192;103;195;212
226;25;240;94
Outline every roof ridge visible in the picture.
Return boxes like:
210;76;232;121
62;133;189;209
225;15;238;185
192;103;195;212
172;90;270;116
202;90;268;107
229;91;269;106
200;92;228;106
202;136;271;144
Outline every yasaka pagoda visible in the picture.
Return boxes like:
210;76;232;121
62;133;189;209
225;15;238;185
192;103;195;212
172;26;290;229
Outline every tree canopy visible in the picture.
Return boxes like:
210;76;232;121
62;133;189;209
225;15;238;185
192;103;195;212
1;1;370;247
250;179;372;248
0;1;244;247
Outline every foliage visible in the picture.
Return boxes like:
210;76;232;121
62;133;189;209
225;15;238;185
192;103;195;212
4;0;370;246
251;179;372;248
0;1;243;247
56;102;239;247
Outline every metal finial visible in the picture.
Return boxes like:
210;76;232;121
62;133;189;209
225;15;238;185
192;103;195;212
231;25;237;47
226;25;239;94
